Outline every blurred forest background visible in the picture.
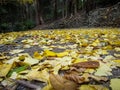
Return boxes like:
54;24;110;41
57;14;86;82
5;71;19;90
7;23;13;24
0;0;120;32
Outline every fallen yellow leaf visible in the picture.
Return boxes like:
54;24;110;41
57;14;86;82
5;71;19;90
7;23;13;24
79;85;108;90
33;51;43;60
110;78;120;90
0;64;12;77
44;50;56;57
56;51;69;57
26;69;49;82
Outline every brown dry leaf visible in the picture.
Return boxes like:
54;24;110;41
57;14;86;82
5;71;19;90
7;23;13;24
49;74;77;90
72;61;99;68
0;64;12;77
64;74;85;84
69;67;86;73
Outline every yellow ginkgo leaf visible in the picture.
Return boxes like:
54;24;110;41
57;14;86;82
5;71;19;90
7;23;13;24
23;57;39;65
44;50;56;57
91;39;100;46
115;47;120;52
56;51;69;57
95;62;112;76
0;64;12;77
72;58;87;64
0;78;3;81
61;65;70;70
102;45;113;50
26;69;49;82
52;64;61;75
85;69;95;73
79;85;108;90
113;60;120;67
110;78;120;90
33;51;43;60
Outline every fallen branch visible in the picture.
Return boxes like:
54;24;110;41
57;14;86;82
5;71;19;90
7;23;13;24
11;79;41;90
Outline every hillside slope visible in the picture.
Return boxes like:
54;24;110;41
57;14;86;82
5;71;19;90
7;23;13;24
34;2;120;29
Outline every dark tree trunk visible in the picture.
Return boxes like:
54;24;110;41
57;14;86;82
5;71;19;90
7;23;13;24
35;0;44;25
68;0;77;17
65;0;68;18
62;0;65;18
54;0;58;20
76;0;79;11
84;0;96;14
74;0;77;15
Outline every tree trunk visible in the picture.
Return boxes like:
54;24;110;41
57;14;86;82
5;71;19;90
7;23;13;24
54;0;58;20
76;0;79;12
62;0;65;18
74;0;77;15
34;0;44;25
65;0;68;18
84;0;95;14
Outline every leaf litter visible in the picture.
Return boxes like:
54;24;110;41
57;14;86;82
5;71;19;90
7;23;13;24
0;28;120;90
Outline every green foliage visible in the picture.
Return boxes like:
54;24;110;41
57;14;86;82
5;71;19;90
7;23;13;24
0;23;11;30
14;20;35;31
0;20;35;32
24;20;35;29
7;65;28;77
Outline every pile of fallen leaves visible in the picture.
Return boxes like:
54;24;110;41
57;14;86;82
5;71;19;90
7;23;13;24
0;28;120;90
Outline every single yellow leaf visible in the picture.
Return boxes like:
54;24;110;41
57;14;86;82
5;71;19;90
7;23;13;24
91;39;100;46
26;69;49;82
113;60;120;63
79;85;108;90
61;65;69;70
44;50;56;57
72;58;87;64
110;78;120;90
56;51;68;57
95;62;112;76
85;69;95;73
0;78;3;81
0;64;12;77
52;64;61;74
24;57;39;65
33;51;43;60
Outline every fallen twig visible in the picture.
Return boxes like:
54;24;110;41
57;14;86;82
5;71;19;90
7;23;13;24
10;79;41;90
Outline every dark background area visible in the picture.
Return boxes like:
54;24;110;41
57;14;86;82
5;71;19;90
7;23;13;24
0;0;120;33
